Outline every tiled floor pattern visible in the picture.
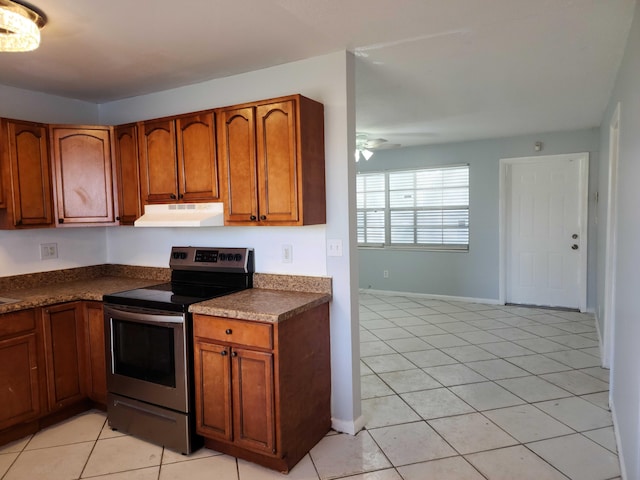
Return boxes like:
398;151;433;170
0;294;621;479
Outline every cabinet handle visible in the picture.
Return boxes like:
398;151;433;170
170;194;177;199
231;351;237;357
178;194;184;199
116;216;121;221
249;215;257;221
58;218;64;224
221;350;228;356
225;328;232;335
259;215;267;221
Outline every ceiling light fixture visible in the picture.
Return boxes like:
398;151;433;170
355;148;374;162
0;0;46;52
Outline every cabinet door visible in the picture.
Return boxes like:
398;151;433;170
0;333;40;430
255;100;299;223
51;126;117;225
217;107;258;223
5;120;53;226
232;347;275;454
83;302;107;405
176;112;219;202
194;340;232;441
114;124;141;225
42;303;86;411
139;119;178;204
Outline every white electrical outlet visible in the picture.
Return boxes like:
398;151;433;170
40;243;58;260
282;245;293;263
383;270;389;278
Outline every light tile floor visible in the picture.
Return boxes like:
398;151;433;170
0;294;622;480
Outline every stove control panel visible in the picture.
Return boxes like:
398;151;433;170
170;246;254;273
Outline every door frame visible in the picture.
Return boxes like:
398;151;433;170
498;153;589;311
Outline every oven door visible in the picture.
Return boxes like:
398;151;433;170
104;305;189;413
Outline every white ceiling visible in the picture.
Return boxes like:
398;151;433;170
0;0;635;147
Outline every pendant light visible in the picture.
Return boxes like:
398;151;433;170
0;0;46;52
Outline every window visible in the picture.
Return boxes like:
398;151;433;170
357;165;469;250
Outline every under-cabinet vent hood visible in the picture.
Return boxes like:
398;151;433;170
134;203;224;227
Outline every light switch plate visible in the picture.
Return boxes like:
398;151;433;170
327;239;343;257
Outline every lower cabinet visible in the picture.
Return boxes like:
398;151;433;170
0;301;108;444
42;302;87;411
83;302;107;405
0;310;41;431
194;340;275;454
193;303;331;472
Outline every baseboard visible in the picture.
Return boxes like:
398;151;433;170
331;414;365;436
609;399;628;480
359;288;502;306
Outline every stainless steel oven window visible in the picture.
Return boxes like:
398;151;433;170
104;306;189;413
112;319;176;387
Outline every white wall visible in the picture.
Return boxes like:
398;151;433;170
357;129;600;307
0;84;99;124
596;3;640;478
0;228;107;275
0;51;362;433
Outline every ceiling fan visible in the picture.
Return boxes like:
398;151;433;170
355;133;401;162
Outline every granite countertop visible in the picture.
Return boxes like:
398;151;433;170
190;289;331;323
0;276;164;314
0;266;332;320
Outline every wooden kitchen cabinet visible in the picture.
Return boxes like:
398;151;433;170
0;309;42;431
193;303;330;472
42;302;87;411
50;125;118;226
0;119;54;228
114;124;141;225
194;337;275;454
83;302;107;405
217;94;326;226
138;111;219;205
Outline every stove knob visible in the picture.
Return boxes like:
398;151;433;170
180;252;187;259
234;254;242;262
219;253;227;261
172;252;180;259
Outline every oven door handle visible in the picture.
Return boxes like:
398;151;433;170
104;306;186;325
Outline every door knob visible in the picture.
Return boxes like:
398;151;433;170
572;234;578;239
571;244;579;250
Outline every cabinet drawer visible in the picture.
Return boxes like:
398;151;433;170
0;309;36;338
193;315;273;350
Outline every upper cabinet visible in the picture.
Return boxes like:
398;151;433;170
217;95;326;226
1;94;325;230
0;119;54;228
138;111;219;205
50;126;118;226
114;124;141;225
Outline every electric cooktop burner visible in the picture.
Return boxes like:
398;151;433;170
103;283;245;312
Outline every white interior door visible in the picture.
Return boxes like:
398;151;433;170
503;153;588;310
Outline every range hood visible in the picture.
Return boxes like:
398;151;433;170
134;203;224;227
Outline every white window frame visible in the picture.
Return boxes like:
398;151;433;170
357;164;470;251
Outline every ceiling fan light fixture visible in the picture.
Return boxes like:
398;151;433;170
362;149;374;161
0;0;46;52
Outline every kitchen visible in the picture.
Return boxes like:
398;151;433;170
0;48;361;472
2;0;640;478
